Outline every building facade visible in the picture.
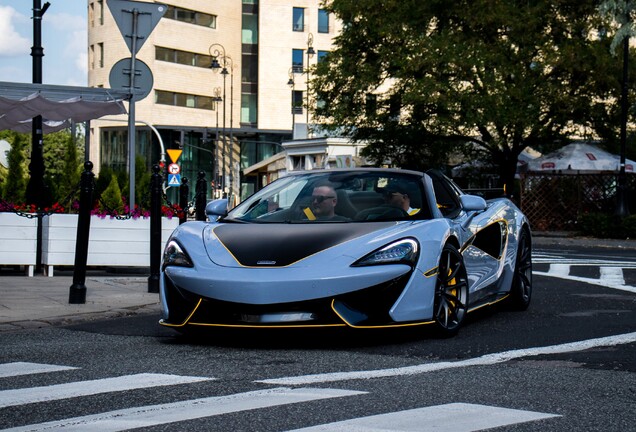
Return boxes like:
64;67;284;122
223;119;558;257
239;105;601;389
87;0;341;200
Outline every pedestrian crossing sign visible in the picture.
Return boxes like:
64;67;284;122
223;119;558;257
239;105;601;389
168;173;181;187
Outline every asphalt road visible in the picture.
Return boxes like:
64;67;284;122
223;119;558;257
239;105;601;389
0;248;634;431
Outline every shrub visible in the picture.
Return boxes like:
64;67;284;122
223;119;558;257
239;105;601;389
578;212;636;239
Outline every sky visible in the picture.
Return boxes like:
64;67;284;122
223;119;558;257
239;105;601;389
0;1;88;86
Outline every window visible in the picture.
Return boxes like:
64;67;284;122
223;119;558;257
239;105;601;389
241;54;258;83
292;90;303;114
317;50;329;62
89;45;95;69
155;47;173;62
155;47;213;68
293;7;304;32
155;90;216;111
242;13;258;44
165;5;217;29
318;9;329;33
292;49;304;72
241;93;257;123
98;43;104;68
97;0;104;25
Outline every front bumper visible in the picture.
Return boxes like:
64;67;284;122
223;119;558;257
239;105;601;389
159;269;434;329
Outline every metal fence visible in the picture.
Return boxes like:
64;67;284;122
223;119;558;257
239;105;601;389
519;173;635;231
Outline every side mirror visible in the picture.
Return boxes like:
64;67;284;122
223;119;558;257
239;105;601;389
205;198;228;221
460;194;487;212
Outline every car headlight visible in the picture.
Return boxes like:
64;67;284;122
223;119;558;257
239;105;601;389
162;239;194;270
352;238;419;267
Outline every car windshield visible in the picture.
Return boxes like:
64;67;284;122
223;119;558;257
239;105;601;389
225;170;430;223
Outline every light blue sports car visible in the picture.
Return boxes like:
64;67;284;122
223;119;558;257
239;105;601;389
160;168;532;336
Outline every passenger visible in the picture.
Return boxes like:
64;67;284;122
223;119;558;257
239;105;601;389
382;182;420;215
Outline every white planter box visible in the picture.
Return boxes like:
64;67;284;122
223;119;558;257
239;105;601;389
42;214;179;276
0;213;38;276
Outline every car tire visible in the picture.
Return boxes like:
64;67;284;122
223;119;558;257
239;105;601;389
508;227;533;310
433;243;469;337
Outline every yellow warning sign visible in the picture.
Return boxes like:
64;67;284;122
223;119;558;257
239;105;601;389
167;149;182;163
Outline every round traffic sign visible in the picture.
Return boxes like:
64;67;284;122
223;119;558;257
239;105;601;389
168;163;180;174
109;58;154;102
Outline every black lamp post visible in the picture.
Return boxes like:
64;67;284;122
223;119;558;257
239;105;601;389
211;87;222;197
616;26;631;218
306;33;315;138
288;67;296;137
25;0;51;208
209;43;234;197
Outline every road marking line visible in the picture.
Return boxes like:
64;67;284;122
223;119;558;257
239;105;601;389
1;387;365;432
600;267;625;285
0;362;78;379
257;332;636;386
285;402;560;432
547;263;571;277
0;373;213;409
533;257;636;267
534;270;636;293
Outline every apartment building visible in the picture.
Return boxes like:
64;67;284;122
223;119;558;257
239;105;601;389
87;0;340;198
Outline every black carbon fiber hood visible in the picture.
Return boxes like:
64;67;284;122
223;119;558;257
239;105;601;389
213;222;394;267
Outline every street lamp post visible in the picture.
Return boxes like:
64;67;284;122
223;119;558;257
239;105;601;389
25;0;51;208
209;43;234;198
306;33;315;138
617;23;631;218
287;67;296;138
212;87;222;197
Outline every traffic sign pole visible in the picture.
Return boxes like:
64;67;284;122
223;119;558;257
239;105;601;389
127;8;139;211
106;0;167;211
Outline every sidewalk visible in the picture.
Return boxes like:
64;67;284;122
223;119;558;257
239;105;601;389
1;233;635;333
0;273;161;332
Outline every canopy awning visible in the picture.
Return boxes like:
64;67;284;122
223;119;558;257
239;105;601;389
0;81;129;133
527;142;635;174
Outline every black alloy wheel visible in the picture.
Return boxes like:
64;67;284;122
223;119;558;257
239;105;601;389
433;243;469;337
508;227;533;310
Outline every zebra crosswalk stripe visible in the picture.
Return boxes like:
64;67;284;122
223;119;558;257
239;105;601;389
0;362;77;379
0;373;213;409
285;402;560;432
1;387;365;432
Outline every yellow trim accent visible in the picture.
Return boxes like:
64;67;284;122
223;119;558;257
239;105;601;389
467;294;510;313
159;298;203;327
408;208;420;216
331;299;435;329
303;207;316;220
423;266;438;278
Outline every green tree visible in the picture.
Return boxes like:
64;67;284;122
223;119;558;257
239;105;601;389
134;155;151;210
42;129;84;204
99;174;124;213
313;0;633;192
2;132;28;203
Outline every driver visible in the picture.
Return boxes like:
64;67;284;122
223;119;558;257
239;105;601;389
304;184;349;221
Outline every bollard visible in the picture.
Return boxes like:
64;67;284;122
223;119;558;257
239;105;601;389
179;177;189;225
195;171;207;221
69;161;95;304
148;164;162;293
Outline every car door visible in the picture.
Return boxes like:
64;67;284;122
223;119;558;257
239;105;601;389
427;170;506;303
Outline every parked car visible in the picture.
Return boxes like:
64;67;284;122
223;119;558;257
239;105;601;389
160;168;532;337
